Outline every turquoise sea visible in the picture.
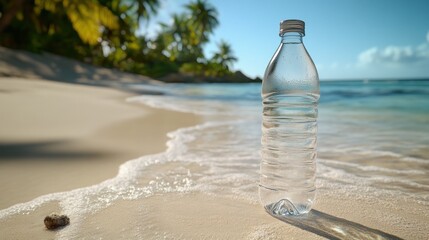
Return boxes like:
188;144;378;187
131;79;429;205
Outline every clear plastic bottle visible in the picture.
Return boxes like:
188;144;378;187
259;19;320;216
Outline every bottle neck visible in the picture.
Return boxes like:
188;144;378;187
281;32;303;44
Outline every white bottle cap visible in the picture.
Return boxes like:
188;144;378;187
280;19;305;36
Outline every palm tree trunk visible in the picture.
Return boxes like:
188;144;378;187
0;0;25;33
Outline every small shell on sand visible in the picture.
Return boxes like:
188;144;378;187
44;213;70;230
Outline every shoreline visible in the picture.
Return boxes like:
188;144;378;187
0;77;201;210
1;77;428;239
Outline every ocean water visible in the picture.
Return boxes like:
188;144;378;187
1;79;429;237
128;79;429;205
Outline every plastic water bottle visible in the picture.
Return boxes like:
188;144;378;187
259;19;320;216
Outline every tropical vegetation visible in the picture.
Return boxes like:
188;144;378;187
0;0;242;81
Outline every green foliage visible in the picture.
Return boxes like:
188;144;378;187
35;0;120;45
0;0;238;81
179;57;234;78
185;0;219;44
212;40;238;71
154;0;236;78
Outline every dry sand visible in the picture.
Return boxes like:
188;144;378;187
0;77;200;209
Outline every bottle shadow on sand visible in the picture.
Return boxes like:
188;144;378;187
273;209;403;240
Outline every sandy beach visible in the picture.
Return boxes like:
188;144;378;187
0;49;428;240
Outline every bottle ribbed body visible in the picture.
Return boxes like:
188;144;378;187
259;29;319;216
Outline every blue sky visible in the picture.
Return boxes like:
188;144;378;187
139;0;429;80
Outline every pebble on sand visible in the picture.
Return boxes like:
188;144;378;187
44;213;70;230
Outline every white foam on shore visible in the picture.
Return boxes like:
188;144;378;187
128;94;258;118
128;93;429;205
321;159;426;175
320;148;429;164
317;159;429;205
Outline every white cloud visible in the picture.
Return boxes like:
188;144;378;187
358;47;377;64
357;32;429;65
358;44;429;65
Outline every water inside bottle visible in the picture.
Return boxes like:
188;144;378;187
260;92;319;215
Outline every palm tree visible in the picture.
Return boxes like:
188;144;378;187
134;0;160;20
158;13;204;63
212;40;237;70
0;0;121;45
185;0;218;45
100;0;160;28
0;0;160;45
0;0;25;33
158;14;188;61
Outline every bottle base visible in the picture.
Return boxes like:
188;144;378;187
264;199;310;216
